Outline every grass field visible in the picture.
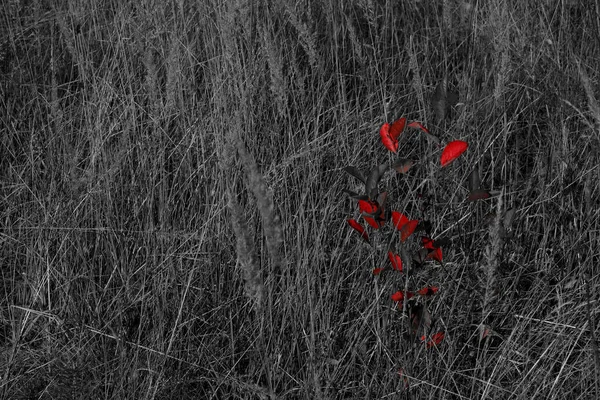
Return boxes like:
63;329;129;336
2;0;600;398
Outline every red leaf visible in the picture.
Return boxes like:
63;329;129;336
400;219;419;242
392;158;414;174
431;331;445;344
391;211;409;230
389;117;407;140
417;286;439;297
372;267;384;276
422;237;443;262
380;117;406;153
391;291;404;302
358;199;385;229
361;216;378;229
440;140;468;167
391;212;417;242
427;247;443;262
422;236;436;250
407;121;430;134
409;121;440;145
387;251;403;272
421;331;445;348
358;199;377;214
347;219;369;243
391;290;414;305
380;123;398;153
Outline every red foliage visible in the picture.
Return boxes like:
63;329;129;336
421;331;445;348
417;286;439;297
380;117;406;153
391;290;414;306
347;219;369;244
387;251;403;272
440;140;468;167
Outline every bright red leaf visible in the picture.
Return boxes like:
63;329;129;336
380;123;398;153
391;290;414;306
389;117;406;140
392;212;418;242
380;118;406;153
362;216;378;229
387;251;403;272
440;140;468;167
358;199;385;229
422;237;443;262
347;219;369;244
400;219;419;242
422;236;435;250
391;291;404;302
391;211;409;230
417;286;439;297
358;199;376;214
372;267;384;276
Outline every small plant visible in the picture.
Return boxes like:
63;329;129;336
343;114;473;380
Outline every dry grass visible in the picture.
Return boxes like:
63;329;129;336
1;0;599;399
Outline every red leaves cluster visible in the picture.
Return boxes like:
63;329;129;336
392;286;439;306
345;188;419;252
421;236;443;263
380;117;406;153
417;286;439;297
380;118;468;167
345;113;471;359
358;199;386;229
380;118;437;153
